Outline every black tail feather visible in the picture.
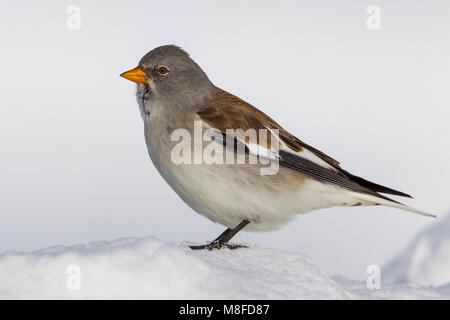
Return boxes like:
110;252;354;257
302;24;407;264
342;170;413;198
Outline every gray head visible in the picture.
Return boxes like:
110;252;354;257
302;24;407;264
121;45;215;108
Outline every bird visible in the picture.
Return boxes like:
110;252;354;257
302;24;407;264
120;45;434;250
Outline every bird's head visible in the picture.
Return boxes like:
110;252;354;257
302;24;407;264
121;45;214;106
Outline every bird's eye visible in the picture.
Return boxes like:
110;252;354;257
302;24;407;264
158;66;168;75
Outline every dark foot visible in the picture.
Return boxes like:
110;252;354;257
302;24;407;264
190;220;250;251
189;241;248;251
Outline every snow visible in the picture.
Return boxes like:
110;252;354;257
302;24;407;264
1;219;450;299
0;237;348;299
383;213;450;287
333;275;450;300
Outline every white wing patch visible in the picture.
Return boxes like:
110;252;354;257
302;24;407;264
204;128;280;161
280;142;338;171
266;126;338;171
246;143;281;161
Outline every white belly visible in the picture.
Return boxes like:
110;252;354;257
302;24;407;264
144;119;349;231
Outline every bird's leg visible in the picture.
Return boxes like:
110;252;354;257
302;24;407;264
190;220;250;250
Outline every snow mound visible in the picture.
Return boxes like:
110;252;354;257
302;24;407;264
0;237;349;299
383;213;450;287
333;275;450;300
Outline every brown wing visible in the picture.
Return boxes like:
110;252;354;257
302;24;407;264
197;89;412;198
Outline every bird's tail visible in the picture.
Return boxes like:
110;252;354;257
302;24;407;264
347;191;436;218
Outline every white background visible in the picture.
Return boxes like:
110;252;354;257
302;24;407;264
0;0;449;279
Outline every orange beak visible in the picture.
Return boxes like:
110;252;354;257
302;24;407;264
120;66;149;83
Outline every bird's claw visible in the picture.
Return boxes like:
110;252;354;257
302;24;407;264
189;241;247;250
